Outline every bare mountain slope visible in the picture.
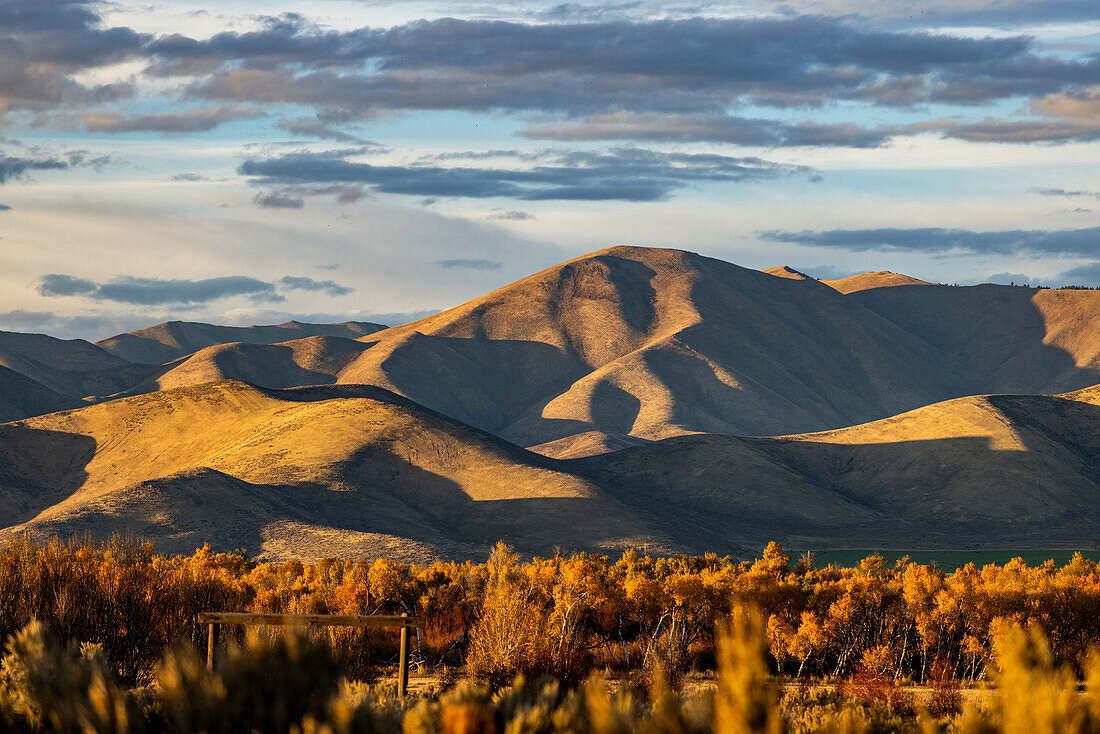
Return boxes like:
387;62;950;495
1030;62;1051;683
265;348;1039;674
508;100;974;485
3;378;1099;558
0;331;158;408
847;284;1100;395
337;246;953;453
96;320;386;364
823;271;934;294
0;380;657;561
0;366;79;423
575;389;1100;549
123;336;372;396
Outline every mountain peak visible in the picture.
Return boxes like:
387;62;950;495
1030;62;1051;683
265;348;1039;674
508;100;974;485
823;270;933;294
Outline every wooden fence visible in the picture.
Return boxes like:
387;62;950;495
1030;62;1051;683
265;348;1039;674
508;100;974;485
196;612;423;698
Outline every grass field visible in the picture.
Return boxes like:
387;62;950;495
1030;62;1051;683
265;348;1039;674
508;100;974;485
795;549;1100;569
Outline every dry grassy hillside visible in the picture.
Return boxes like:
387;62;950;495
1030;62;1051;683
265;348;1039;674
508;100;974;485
576;389;1100;549
822;270;933;293
337;246;952;453
848;284;1100;395
124;336;371;395
3;377;1099;558
96;320;385;364
0;380;657;561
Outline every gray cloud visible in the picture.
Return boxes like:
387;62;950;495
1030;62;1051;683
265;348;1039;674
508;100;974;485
68;104;262;134
0;203;10;211
279;276;354;296
0;154;68;184
37;273;284;305
487;210;535;220
761;226;1100;257
522;112;903;148
435;258;503;270
37;273;97;297
239;147;811;203
170;172;208;181
277;118;369;143
161;15;1099;122
1031;186;1100;199
253;191;304;208
0;0;145;116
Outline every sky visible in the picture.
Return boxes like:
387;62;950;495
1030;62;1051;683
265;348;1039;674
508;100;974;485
0;0;1098;339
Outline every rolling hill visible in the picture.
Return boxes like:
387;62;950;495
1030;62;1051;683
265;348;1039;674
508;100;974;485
1;377;1098;559
0;380;657;562
95;320;386;364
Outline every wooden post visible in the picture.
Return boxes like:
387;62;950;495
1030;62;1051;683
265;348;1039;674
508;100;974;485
397;612;410;700
206;622;216;670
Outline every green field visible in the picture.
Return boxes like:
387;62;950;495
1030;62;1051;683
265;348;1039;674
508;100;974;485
792;549;1100;570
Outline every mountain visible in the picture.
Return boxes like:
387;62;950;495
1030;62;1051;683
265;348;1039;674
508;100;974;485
2;378;1098;559
124;336;372;396
0;330;159;405
6;248;1100;459
574;388;1100;550
822;270;934;294
0;366;80;423
336;246;955;453
0;381;657;562
846;283;1100;395
95;320;386;364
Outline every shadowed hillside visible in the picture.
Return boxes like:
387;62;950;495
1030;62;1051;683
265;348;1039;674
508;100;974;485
0;330;159;406
576;390;1100;549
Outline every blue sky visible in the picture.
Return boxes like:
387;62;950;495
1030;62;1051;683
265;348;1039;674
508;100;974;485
0;0;1098;339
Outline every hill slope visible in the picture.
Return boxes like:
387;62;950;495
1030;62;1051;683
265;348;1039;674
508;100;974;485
576;389;1100;549
0;330;158;407
823;271;934;294
0;381;656;561
336;246;953;452
2;379;1099;558
96;320;386;364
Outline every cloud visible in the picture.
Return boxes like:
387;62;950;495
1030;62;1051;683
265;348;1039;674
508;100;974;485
37;273;284;305
0;0;145;116
760;226;1100;257
165;15;1098;121
487;210;535;220
0;154;68;184
239;147;811;203
67;105;263;134
252;191;304;208
170;172;208;181
36;273;97;297
277;118;369;143
1030;187;1100;199
522;112;902;148
0;203;10;211
279;276;354;296
435;258;503;270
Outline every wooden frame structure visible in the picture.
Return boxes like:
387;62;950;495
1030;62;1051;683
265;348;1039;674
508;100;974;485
196;612;422;698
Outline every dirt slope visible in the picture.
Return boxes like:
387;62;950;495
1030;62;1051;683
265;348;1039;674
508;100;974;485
0;366;80;423
96;320;386;364
0;381;657;561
